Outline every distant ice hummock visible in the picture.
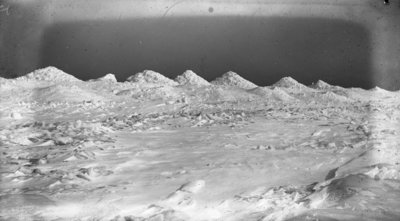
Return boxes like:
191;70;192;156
18;66;80;82
249;87;296;102
211;71;257;90
370;86;390;93
175;70;210;87
319;91;350;102
310;80;332;90
272;76;307;90
92;73;117;82
126;70;177;86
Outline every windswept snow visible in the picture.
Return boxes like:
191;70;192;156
211;71;258;89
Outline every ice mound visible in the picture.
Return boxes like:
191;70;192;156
370;86;392;94
211;71;257;89
126;70;177;86
310;80;332;90
249;87;296;102
90;73;117;82
272;76;309;90
310;80;349;97
318;91;350;102
271;87;297;101
175;70;210;87
17;66;80;82
34;84;104;103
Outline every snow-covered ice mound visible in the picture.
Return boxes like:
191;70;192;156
211;71;257;90
370;86;387;92
17;66;80;82
310;80;332;90
270;87;297;102
126;70;177;86
310;80;348;94
317;91;350;102
249;87;296;102
34;84;105;103
369;86;394;96
89;73;117;82
175;70;210;87
272;76;309;90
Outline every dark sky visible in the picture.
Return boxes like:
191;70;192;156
1;0;400;89
39;16;372;88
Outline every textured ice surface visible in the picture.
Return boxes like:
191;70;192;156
1;67;400;221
